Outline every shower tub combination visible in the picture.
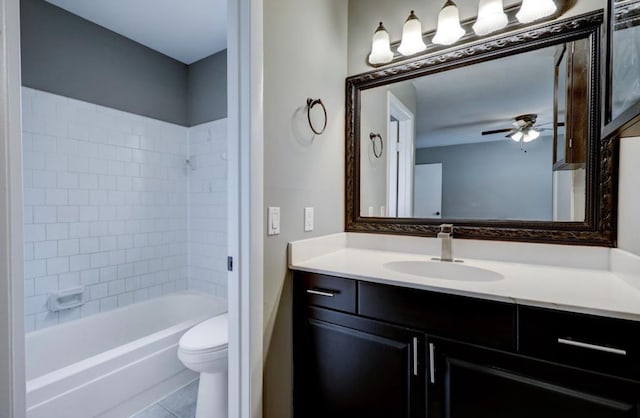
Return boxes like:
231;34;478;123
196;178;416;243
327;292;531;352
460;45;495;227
25;292;226;418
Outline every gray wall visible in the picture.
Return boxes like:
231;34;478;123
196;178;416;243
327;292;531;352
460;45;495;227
188;50;227;126
416;137;554;221
20;0;227;127
618;138;640;256
20;0;189;125
262;0;348;416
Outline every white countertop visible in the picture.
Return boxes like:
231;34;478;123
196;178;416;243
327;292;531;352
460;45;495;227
289;233;640;321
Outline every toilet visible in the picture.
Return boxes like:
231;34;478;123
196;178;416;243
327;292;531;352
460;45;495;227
178;313;228;418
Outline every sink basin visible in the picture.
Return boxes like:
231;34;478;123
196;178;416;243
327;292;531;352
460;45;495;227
383;260;504;282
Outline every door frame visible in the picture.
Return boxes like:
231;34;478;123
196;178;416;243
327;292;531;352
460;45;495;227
0;0;26;417
0;0;264;416
228;0;265;416
386;92;415;218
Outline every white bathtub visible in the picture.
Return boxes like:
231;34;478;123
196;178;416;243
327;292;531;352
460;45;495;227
25;292;226;418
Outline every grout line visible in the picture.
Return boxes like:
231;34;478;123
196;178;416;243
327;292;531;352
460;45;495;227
157;404;180;418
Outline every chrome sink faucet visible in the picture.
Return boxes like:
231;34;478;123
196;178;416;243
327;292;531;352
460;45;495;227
438;224;454;262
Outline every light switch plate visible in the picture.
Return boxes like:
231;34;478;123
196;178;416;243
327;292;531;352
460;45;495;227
268;207;280;235
304;207;314;232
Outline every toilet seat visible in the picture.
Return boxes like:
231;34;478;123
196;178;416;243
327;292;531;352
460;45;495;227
179;313;228;353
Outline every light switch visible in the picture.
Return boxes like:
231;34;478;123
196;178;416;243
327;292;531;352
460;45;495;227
304;207;314;232
268;207;280;235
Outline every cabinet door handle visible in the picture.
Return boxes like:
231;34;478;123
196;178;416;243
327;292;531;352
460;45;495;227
306;289;337;297
557;338;627;356
429;343;436;384
412;337;418;376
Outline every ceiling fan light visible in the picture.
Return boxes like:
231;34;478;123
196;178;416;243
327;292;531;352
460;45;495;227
510;131;524;142
523;128;540;143
473;0;508;36
398;11;427;56
368;22;394;65
516;0;557;24
432;1;466;46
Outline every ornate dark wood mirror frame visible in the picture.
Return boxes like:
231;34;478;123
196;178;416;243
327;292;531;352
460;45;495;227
346;10;616;247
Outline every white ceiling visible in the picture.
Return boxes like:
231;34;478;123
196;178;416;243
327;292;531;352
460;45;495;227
410;46;557;148
45;0;227;64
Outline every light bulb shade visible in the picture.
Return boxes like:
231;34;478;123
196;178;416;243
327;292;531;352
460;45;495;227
510;131;524;142
516;0;557;24
368;22;394;65
523;128;540;143
473;0;508;36
398;11;427;56
432;1;466;46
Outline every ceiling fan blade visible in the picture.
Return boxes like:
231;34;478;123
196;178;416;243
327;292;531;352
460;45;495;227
537;121;566;127
481;128;513;136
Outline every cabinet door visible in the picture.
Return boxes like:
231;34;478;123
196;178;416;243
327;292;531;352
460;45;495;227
428;338;640;418
294;310;424;418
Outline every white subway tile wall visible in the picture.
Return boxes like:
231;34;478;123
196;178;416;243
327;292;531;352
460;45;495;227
188;120;228;297
22;88;228;332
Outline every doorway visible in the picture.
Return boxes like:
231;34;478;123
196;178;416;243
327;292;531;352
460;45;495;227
386;92;415;218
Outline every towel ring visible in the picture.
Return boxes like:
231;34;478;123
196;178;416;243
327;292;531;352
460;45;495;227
370;133;383;158
306;98;327;135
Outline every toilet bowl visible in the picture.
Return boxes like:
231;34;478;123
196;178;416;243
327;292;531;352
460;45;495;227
178;313;228;418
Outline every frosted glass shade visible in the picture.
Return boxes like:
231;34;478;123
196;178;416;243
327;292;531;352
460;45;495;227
510;131;524;142
398;11;427;56
432;1;465;46
473;0;508;36
368;22;394;65
516;0;557;24
523;129;540;143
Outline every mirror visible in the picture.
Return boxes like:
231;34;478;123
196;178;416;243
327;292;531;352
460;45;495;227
347;11;616;245
611;0;640;121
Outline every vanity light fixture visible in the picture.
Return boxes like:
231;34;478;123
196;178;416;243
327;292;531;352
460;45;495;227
473;0;508;36
398;11;427;56
516;0;557;24
368;22;394;65
366;0;563;68
432;0;466;46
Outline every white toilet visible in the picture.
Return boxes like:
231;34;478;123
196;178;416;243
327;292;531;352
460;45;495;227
178;313;228;418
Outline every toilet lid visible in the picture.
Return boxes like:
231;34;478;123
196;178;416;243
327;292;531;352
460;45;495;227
180;313;228;352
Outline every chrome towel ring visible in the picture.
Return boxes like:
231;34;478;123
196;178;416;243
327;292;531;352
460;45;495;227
306;98;327;135
370;133;383;158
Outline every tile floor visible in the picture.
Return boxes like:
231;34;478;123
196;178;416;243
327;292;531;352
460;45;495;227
131;380;198;418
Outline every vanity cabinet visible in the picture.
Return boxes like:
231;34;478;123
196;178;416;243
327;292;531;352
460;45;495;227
428;337;640;418
292;271;640;418
294;307;425;418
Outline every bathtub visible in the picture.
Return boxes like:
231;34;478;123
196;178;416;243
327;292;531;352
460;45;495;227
25;292;226;418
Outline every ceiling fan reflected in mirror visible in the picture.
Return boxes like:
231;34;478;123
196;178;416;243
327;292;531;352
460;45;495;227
481;114;563;143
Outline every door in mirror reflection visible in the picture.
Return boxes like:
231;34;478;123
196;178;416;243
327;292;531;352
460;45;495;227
359;40;589;222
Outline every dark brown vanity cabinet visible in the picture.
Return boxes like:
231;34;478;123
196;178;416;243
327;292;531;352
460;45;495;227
294;307;425;418
292;271;640;418
428;337;640;418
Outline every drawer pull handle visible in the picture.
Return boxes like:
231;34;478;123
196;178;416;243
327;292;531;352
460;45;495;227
557;338;627;356
429;343;436;384
306;289;337;297
413;337;419;376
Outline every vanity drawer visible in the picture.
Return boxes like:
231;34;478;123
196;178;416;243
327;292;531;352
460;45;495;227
358;282;516;350
296;272;357;314
518;306;640;380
